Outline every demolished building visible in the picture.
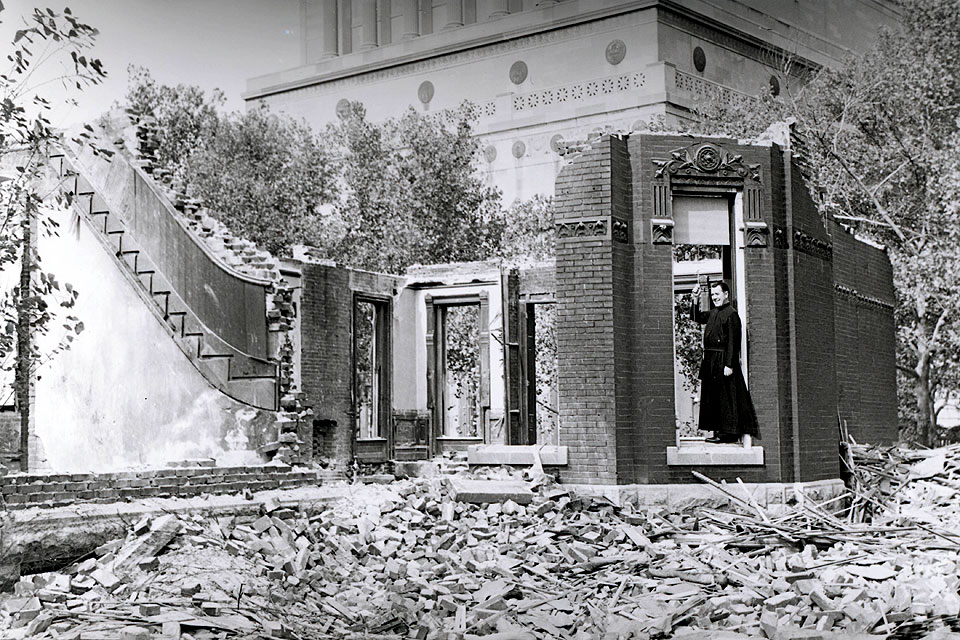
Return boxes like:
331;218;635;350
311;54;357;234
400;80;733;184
0;129;896;510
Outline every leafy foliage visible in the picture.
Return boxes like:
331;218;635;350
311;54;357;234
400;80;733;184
325;101;505;272
124;68;338;257
691;0;960;444
501;194;554;262
1;5;107;466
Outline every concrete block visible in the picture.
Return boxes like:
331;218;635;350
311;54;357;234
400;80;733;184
449;478;534;505
466;445;569;466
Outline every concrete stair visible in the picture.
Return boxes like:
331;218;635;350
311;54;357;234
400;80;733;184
50;152;279;411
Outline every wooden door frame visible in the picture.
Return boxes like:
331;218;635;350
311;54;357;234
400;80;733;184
352;293;393;462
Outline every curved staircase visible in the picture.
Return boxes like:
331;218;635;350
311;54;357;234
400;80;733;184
50;151;280;411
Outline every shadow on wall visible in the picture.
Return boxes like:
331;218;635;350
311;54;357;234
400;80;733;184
33;200;277;472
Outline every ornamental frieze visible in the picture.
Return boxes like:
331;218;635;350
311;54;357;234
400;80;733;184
835;284;894;310
556;217;629;243
792;229;833;261
653;143;762;183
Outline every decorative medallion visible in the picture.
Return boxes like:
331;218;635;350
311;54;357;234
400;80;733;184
509;61;528;85
418;81;435;104
693;46;706;72
632;119;649;132
769;75;780;97
653;144;762;183
549;134;564;154
511;140;526;158
605;39;626;65
694;144;722;172
335;99;351;119
483;145;497;163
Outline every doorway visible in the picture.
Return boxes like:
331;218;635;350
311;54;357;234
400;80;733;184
671;193;749;442
521;301;558;446
426;293;491;454
353;295;391;462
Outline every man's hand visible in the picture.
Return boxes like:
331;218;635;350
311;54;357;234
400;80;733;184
692;284;700;297
723;366;733;377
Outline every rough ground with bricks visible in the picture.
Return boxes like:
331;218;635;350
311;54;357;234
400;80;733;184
1;444;960;639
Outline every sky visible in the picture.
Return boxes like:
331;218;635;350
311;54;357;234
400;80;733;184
1;0;301;127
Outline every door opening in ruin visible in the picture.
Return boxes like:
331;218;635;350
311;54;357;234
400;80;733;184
440;304;482;439
671;194;749;443
522;302;559;446
354;296;391;459
426;293;491;453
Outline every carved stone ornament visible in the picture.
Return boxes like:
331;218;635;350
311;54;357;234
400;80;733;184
793;229;833;261
418;80;435;104
335;98;351;119
650;218;674;245
512;140;527;158
556;218;608;239
612;218;629;243
653;144;762;183
773;225;789;249
605;39;626;65
744;220;769;247
509;60;528;84
483;145;497;163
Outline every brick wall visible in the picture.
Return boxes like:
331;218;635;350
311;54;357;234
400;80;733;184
518;263;555;298
299;263;403;465
553;134;896;487
0;463;323;510
785;157;840;482
554;139;620;485
300;263;353;463
830;220;897;444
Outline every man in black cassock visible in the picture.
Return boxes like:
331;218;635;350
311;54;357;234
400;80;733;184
690;281;760;444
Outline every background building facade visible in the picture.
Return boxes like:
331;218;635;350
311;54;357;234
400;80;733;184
245;0;901;203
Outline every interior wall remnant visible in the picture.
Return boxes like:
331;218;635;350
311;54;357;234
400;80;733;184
35;201;275;471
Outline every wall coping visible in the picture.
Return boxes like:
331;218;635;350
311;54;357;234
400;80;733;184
467;445;569;466
666;443;764;466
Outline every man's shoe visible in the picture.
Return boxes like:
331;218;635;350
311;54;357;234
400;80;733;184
705;436;722;444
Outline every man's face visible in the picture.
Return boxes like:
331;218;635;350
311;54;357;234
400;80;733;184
710;285;728;307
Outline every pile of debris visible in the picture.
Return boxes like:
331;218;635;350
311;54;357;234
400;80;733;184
3;447;960;639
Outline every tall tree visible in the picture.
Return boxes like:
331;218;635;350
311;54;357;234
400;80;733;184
1;5;105;469
692;0;960;445
326;101;505;272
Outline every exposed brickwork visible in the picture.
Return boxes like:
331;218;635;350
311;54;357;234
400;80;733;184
0;464;323;510
786;161;841;482
300;263;353;464
299;262;403;466
554;139;620;485
518;263;555;298
830;220;897;444
555;133;895;487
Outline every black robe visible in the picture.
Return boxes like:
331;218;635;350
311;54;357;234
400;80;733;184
691;299;761;439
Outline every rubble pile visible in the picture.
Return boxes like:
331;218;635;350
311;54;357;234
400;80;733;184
3;447;960;639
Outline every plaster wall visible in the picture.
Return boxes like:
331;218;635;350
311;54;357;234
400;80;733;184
34;205;272;472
